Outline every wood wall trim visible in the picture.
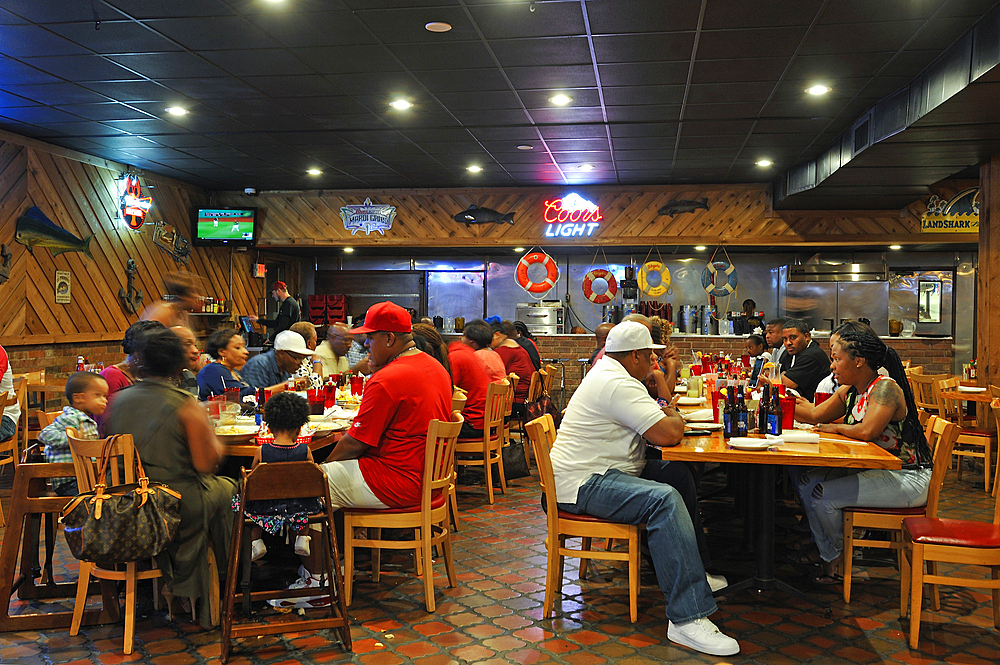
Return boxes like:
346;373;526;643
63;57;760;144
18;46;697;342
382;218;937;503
0;332;126;347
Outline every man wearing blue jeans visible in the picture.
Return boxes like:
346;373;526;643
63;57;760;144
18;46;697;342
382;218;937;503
549;322;739;657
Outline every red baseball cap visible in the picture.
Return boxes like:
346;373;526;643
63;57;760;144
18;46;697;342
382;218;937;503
270;280;286;291
350;301;412;334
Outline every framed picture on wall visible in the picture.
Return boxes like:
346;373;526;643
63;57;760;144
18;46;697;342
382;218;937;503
55;270;71;304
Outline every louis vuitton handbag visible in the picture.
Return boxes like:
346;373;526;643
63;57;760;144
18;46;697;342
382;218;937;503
61;435;182;563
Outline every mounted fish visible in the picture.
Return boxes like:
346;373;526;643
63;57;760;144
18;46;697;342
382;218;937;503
453;205;515;228
658;198;709;217
0;245;11;285
118;258;144;315
15;206;94;260
152;219;192;265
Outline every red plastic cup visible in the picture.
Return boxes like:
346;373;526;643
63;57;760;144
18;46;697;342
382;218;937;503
224;387;240;403
814;391;832;406
740;354;750;367
324;383;336;409
712;390;723;424
781;396;796;430
690;365;702;377
350;374;365;396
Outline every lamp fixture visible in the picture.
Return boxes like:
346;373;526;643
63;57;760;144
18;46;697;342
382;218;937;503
578;163;595;171
548;94;573;106
755;159;772;167
389;99;412;110
889;244;902;250
343;247;355;253
467;165;482;173
517;144;533;150
513;247;525;252
306;168;322;176
694;245;707;251
424;21;452;32
805;84;831;96
165;106;188;115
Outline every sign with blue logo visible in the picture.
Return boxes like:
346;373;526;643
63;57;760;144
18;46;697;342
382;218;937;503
339;198;397;235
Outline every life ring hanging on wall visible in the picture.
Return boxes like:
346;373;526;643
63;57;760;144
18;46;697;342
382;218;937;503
638;260;671;297
582;268;617;304
516;250;559;295
701;259;738;296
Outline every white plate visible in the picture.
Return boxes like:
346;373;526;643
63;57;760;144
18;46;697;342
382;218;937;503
727;437;772;450
676;396;705;406
674;385;688;393
686;422;723;430
958;386;988;393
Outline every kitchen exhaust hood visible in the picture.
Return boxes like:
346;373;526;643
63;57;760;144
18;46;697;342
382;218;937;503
787;264;887;282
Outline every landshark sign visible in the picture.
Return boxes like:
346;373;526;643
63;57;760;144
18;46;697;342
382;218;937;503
339;198;397;235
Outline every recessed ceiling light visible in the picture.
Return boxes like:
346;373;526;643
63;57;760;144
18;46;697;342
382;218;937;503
389;99;411;110
805;84;831;96
307;168;322;176
517;144;533;150
514;247;525;252
694;245;707;251
755;159;772;167
343;247;355;253
549;94;573;106
425;21;452;33
579;163;595;171
889;244;902;250
467;165;482;173
165;106;188;115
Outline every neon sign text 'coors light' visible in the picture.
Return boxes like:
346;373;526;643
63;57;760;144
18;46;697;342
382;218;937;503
543;193;602;237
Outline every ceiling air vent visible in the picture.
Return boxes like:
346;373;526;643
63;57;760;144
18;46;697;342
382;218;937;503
851;112;872;157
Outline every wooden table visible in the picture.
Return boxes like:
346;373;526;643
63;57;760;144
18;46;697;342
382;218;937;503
223;429;345;458
655;428;901;608
939;389;995;429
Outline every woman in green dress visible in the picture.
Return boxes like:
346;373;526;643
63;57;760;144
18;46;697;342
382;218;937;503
108;327;237;628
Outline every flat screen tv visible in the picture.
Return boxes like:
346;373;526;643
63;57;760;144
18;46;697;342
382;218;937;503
192;207;258;246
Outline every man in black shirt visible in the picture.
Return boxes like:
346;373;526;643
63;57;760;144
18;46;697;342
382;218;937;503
253;280;300;340
778;318;830;401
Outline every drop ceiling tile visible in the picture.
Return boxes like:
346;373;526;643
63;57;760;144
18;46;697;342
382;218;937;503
598;62;689;87
415;69;510;92
179;116;255;133
283;96;372;115
147;17;282;51
505;64;597;90
78;79;169;100
579;0;703;33
692;58;791;85
520;88;601;109
544;138;611;152
801;22;925;56
592;33;696;64
468;3;586;39
2;83;109;106
606;105;680;123
48;21;184;54
309;113;388;131
295;45;406;74
21;55;140;82
103;0;238;20
450;109;531;126
387;42;494;71
0;106;84;124
246;10;375;48
0;89;37;108
683;102;764;119
248;74;343;97
53;103;151;121
85;134;160;148
353;7;478;43
702;0;824;29
323;71;418;96
490;37;593;68
538;125;609;140
33;121;127;136
198;49;314;77
432;90;523;112
200;97;293;117
699;27;808;60
601;85;684;107
687;82;775;104
468;126;538;141
0;25;90;57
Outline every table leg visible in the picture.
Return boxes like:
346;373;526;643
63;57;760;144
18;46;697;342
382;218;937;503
722;464;827;611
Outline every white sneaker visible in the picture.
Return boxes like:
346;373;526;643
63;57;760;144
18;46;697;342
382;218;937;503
294;534;311;556
667;617;740;656
250;539;267;562
268;571;329;609
706;572;728;592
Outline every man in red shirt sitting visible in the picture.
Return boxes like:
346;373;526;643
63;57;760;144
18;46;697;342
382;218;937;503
292;302;452;598
448;340;490;439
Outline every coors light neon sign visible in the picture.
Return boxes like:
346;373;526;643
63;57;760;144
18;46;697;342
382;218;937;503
543;193;602;238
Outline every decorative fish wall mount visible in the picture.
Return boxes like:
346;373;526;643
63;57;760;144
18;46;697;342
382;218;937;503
15;206;94;259
657;198;710;217
453;205;515;228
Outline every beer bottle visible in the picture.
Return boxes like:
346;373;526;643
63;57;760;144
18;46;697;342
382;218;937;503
723;388;735;439
735;387;749;437
757;384;770;434
769;385;783;435
255;387;267;428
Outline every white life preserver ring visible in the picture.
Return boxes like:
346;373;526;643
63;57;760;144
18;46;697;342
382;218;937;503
702;260;738;296
639;261;670;297
582;269;617;304
516;251;558;295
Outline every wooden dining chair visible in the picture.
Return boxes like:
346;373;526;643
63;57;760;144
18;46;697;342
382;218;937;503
342;413;463;612
455;380;508;504
935;376;993;491
526;414;643;623
991;398;1000;498
66;430;163;655
0;390;20;528
448;389;467;530
841;416;959;603
526;370;545;403
909;373;947;416
901;467;1000;648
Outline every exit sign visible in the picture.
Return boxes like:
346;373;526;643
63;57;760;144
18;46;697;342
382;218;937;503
253;263;266;278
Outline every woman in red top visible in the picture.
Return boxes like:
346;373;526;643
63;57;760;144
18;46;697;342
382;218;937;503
97;320;165;434
490;320;534;414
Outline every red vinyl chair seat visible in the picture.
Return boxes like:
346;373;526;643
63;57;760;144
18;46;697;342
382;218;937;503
904;516;1000;548
558;510;618;523
344;491;446;515
847;504;926;516
958;427;994;436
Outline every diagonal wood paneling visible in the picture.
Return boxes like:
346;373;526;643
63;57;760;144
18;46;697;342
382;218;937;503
215;183;973;249
0;136;265;347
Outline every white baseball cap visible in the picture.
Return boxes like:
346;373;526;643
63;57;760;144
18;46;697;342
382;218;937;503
273;330;312;356
604;321;665;353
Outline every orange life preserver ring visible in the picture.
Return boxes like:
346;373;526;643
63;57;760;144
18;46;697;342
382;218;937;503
516;251;558;294
582;269;617;304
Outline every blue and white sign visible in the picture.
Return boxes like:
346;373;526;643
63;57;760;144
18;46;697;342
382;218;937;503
339;198;397;235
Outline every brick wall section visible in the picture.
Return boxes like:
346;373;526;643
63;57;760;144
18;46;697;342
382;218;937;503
446;333;953;406
13;333;951;410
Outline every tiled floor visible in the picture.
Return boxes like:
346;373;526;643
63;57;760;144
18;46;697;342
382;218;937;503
1;460;999;665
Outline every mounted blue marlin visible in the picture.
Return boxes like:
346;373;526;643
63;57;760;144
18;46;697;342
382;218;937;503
453;204;515;228
15;206;94;260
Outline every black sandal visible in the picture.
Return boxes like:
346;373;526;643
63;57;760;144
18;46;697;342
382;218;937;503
812;572;842;585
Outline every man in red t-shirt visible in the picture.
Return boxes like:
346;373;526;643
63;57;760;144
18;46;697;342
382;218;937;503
448;340;489;439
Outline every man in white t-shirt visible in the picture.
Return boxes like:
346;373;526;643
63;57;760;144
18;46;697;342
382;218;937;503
0;345;19;441
549;322;739;657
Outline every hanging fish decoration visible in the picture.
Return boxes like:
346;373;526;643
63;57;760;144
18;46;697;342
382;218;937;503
657;198;709;217
453;205;515;228
15;206;94;260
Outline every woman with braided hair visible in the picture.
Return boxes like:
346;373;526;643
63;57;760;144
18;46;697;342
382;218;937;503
791;328;932;584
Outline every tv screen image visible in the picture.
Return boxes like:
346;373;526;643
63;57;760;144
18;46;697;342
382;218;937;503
194;208;256;243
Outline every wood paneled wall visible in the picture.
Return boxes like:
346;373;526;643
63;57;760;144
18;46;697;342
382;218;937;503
213;183;976;249
0;135;265;347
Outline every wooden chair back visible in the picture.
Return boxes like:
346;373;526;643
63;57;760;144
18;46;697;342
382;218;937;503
922;416;960;518
525;415;559;524
451;388;467;414
241;461;330;503
503;374;517;418
901;359;911;369
36;410;62;429
66;429;138;491
909;373;948;413
990;384;1000;399
934;376;965;424
905;366;923;376
423;414;463;510
484;380;508;441
526;370;545;403
0;390;18;411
